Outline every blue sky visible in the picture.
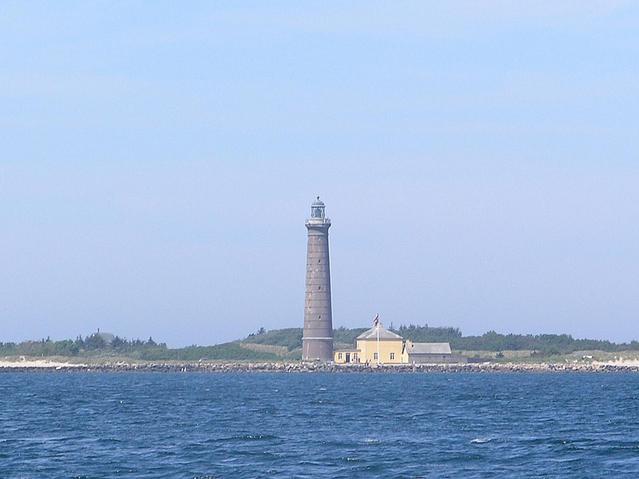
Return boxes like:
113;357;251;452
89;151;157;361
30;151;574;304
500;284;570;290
1;1;638;345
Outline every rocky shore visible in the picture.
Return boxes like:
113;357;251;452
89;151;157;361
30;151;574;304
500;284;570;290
2;360;639;373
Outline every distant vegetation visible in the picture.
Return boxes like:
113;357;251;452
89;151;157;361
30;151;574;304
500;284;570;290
391;325;639;356
0;331;283;361
2;325;639;361
244;328;303;351
387;324;639;355
244;327;368;351
0;334;169;360
241;325;639;357
450;330;639;356
139;342;281;361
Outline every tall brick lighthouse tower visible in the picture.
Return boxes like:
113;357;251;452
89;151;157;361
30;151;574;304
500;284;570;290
302;197;334;361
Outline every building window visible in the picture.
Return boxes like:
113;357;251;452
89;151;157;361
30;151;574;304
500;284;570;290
390;352;395;360
373;353;378;360
338;353;342;360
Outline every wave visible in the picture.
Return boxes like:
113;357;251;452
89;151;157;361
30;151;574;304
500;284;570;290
470;437;492;444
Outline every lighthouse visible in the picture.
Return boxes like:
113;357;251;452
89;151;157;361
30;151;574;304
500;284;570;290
302;197;334;361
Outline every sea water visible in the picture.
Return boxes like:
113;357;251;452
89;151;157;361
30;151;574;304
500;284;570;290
2;372;639;478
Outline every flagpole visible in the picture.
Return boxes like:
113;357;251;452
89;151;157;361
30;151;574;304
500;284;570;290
376;314;380;365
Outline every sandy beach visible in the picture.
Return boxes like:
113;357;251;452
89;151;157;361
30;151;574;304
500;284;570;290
0;359;87;369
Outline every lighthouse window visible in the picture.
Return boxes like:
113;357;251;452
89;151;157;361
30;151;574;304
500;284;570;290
318;315;321;319
373;353;378;360
390;353;395;360
318;286;321;290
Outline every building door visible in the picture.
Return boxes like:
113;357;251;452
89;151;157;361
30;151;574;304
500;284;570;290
345;353;351;363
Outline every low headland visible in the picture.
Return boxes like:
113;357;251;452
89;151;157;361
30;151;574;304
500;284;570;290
3;324;639;373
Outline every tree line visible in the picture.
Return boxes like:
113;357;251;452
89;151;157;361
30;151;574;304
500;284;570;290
394;325;639;355
3;324;638;360
0;333;166;357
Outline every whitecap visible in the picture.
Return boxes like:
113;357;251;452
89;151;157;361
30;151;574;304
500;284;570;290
470;437;492;444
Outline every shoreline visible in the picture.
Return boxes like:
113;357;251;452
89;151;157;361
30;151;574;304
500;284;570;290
2;359;639;373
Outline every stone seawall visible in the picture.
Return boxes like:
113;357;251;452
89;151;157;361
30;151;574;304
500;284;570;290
2;361;639;373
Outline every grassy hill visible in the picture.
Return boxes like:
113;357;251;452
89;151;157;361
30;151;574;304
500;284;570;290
243;327;368;351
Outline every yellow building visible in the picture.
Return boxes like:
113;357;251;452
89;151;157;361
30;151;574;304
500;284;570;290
333;347;359;364
334;319;405;364
333;317;463;365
